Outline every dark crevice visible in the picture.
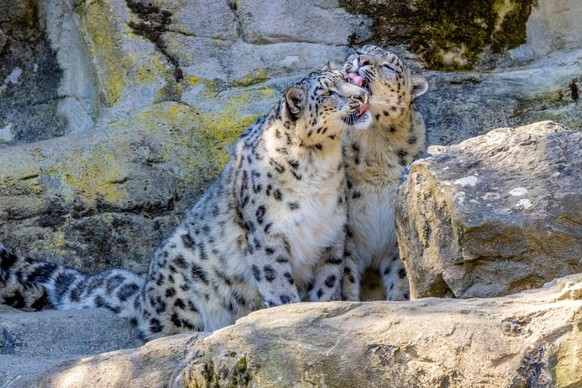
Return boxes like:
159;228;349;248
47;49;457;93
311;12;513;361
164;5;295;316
226;0;244;39
125;0;183;82
37;201;67;229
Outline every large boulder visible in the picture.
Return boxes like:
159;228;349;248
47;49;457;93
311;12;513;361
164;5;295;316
10;273;582;387
397;121;582;299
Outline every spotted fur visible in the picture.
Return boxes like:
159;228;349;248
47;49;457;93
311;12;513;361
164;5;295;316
0;69;371;340
341;45;429;301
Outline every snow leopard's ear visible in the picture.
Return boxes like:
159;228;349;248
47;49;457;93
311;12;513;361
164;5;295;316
320;60;336;72
411;75;429;101
284;87;306;121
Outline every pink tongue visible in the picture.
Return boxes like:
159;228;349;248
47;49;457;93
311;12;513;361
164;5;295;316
358;102;369;116
348;72;364;87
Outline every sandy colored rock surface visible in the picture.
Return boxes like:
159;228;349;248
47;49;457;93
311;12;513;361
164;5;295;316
8;274;581;387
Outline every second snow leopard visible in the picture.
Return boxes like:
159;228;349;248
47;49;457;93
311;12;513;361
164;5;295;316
0;68;371;340
341;45;429;301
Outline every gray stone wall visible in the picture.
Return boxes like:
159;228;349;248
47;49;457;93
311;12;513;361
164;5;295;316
1;2;582;385
0;0;580;278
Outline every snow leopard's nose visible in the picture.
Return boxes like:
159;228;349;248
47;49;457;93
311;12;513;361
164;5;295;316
351;87;367;102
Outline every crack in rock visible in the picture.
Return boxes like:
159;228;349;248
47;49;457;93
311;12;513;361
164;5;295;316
226;0;243;38
125;0;183;82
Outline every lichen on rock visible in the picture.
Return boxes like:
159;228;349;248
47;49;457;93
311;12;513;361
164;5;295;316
77;0;129;107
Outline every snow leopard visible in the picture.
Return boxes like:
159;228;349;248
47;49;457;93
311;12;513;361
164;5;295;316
0;68;371;339
341;45;429;301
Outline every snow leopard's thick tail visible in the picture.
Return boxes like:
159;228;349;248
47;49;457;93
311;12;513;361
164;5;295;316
0;243;51;310
0;243;145;320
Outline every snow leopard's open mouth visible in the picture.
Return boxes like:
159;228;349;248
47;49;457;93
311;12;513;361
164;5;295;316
344;112;369;126
344;72;369;117
347;71;370;118
347;72;369;92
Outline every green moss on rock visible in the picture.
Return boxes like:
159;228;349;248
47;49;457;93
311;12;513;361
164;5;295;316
198;87;276;167
54;145;129;206
340;0;532;70
135;55;170;85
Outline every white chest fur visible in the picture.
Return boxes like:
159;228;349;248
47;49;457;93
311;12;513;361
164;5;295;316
349;182;397;268
268;154;346;284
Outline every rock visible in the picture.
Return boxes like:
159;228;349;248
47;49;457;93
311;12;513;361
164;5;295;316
0;101;254;274
0;0;64;143
0;304;140;386
11;274;582;387
236;0;371;46
166;0;237;41
340;0;532;70
397;121;582;299
419;49;582;146
43;0;97;134
1;0;581;272
341;0;582;70
519;0;582;59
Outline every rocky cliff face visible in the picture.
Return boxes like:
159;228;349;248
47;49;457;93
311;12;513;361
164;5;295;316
0;0;580;272
0;0;370;272
1;0;581;386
